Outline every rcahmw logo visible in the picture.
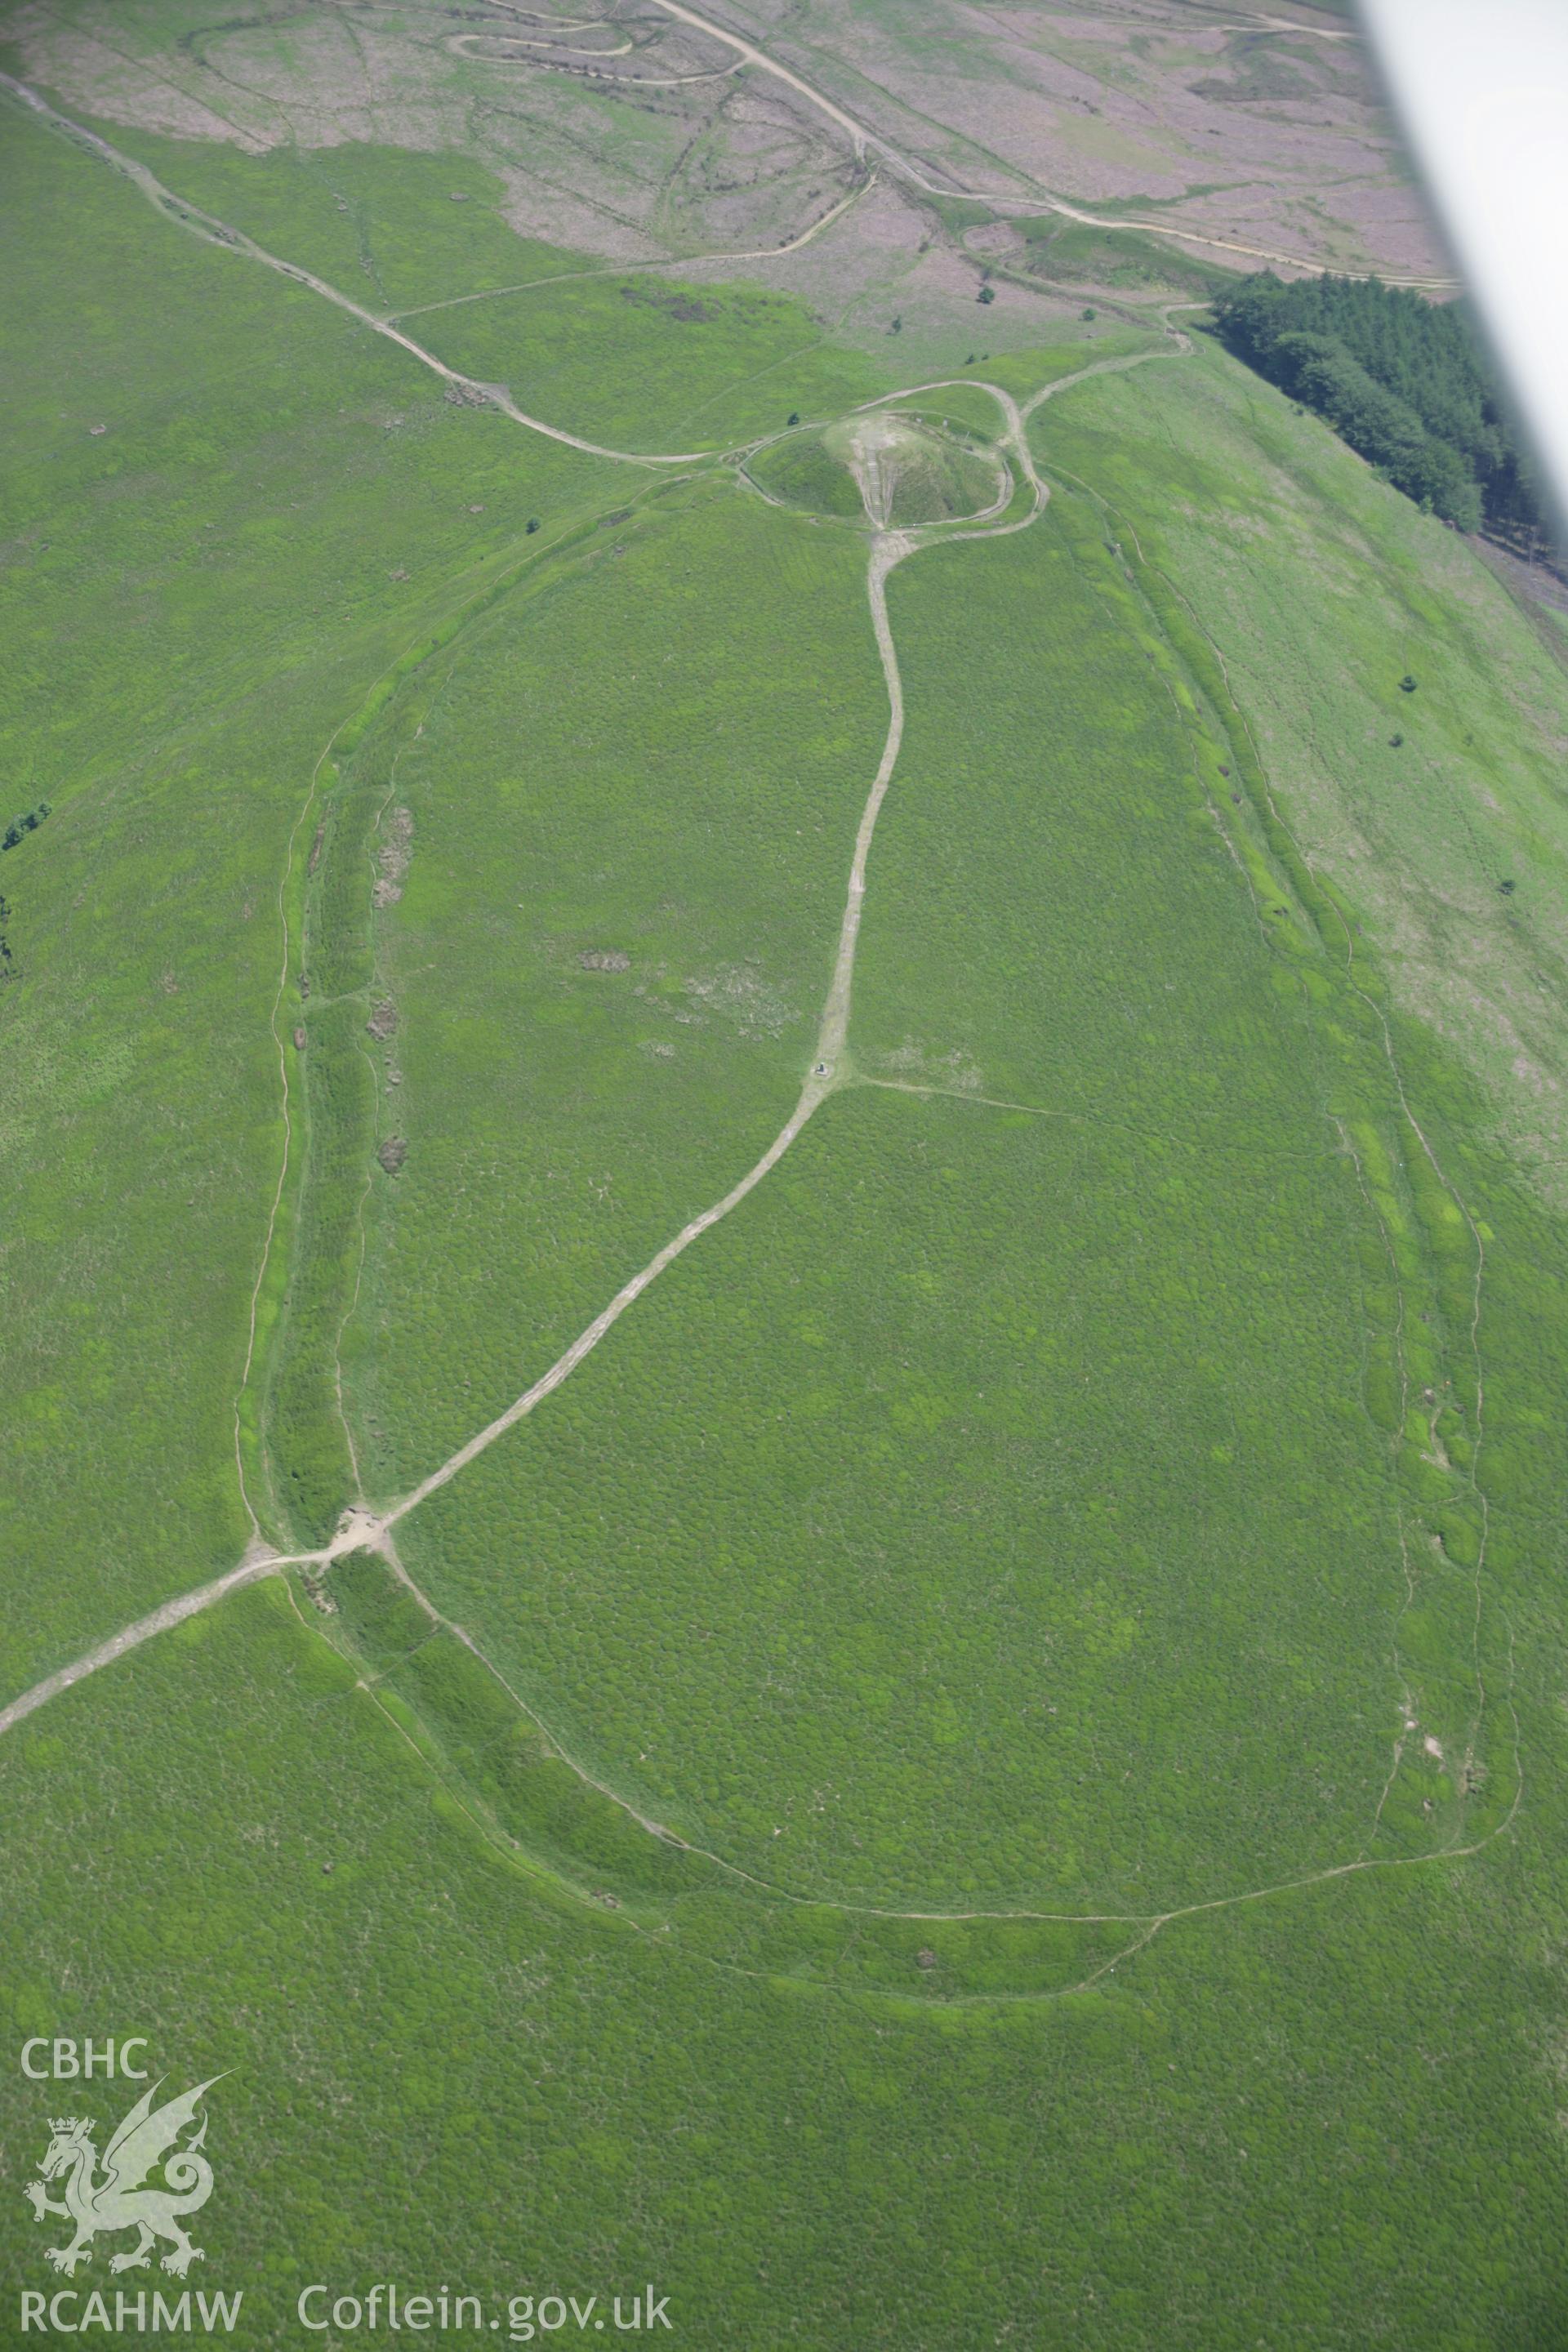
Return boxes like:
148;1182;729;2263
18;2039;242;2336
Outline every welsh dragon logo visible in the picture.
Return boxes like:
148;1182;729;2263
24;2076;225;2278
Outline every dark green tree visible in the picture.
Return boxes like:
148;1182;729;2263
1213;270;1550;549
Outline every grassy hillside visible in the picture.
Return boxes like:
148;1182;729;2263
749;416;1004;526
747;427;871;520
0;105;615;1682
9;68;1568;2352
1034;336;1568;1197
3;1572;1565;2348
342;485;886;1504
393;498;1497;1913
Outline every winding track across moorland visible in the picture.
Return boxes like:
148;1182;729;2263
386;174;877;323
0;75;715;467
0;87;1514;1977
635;0;1454;288
7;0;1457;353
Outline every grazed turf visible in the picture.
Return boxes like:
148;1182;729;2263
3;1572;1566;2349
388;499;1504;1911
0;103;607;1682
342;482;887;1499
1033;336;1568;1197
747;426;869;519
11;60;1568;2352
396;1080;1418;1909
78;124;581;314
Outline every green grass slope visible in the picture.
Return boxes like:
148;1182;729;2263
749;416;1004;527
746;427;870;520
416;270;884;454
390;497;1512;1911
84;124;581;314
3;1573;1567;2347
1035;335;1568;1196
29;112;893;454
0;101;608;1682
11;65;1568;2352
341;483;887;1499
397;1079;1419;1909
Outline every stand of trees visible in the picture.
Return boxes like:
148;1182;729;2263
2;800;49;852
1214;272;1553;556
